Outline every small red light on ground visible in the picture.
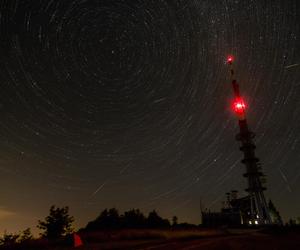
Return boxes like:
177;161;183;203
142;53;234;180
74;233;83;247
233;98;246;114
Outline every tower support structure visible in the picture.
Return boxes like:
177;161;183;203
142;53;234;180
227;56;272;225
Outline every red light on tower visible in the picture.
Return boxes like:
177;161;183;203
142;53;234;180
233;97;246;115
227;55;234;64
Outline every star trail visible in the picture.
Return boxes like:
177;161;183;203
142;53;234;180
0;0;299;233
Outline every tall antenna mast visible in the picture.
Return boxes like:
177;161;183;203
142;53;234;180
227;55;272;225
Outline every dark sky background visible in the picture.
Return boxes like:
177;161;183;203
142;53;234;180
0;0;299;234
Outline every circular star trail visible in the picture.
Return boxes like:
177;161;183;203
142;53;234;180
0;0;299;233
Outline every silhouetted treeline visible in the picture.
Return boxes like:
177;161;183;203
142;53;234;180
82;208;172;231
1;204;300;250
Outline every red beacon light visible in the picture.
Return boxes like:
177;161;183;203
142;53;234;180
227;55;234;64
233;97;246;115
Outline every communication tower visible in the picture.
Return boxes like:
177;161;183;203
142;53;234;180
227;55;272;225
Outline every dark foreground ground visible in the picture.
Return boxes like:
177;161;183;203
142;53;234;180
78;228;300;250
2;228;300;250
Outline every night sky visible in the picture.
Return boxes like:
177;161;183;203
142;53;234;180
0;0;299;234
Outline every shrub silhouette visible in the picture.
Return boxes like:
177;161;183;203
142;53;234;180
0;231;19;247
19;228;33;243
37;205;74;239
0;228;33;248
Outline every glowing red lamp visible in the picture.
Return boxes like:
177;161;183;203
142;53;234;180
227;55;234;64
233;98;246;115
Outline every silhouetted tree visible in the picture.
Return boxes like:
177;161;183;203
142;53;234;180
84;208;173;231
107;208;121;228
147;210;170;228
122;209;146;228
37;205;74;239
172;216;178;227
86;208;122;230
